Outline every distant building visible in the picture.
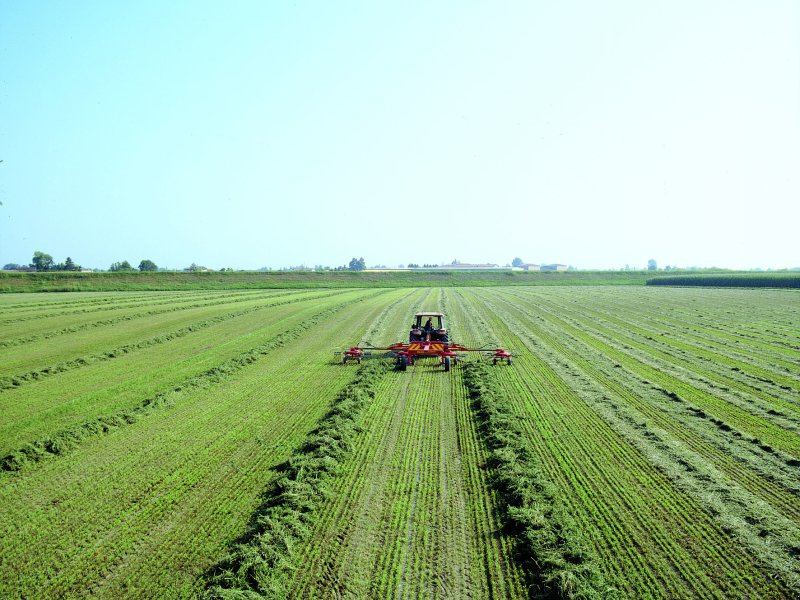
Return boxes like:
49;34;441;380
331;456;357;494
540;263;568;271
437;261;502;270
517;263;540;271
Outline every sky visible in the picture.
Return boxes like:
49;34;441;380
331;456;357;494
1;1;798;271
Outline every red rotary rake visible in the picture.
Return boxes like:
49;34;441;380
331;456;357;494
336;311;516;372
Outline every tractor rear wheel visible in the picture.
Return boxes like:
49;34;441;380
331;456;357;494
399;355;408;371
444;356;451;372
507;357;512;365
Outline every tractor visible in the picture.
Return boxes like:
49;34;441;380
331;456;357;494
337;311;514;371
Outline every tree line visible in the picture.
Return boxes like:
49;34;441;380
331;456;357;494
2;252;158;272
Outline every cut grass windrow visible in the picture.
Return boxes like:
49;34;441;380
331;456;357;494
461;361;610;600
0;290;300;349
0;289;265;325
509;292;800;458
1;292;381;472
484;293;800;592
0;290;348;391
204;359;391;600
458;288;793;597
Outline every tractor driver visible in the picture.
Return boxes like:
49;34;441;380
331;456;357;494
424;317;433;331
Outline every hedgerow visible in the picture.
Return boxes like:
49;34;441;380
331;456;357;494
462;361;611;599
204;359;390;599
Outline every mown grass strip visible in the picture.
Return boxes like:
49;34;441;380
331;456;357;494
462;361;611;600
0;290;346;391
204;359;391;600
1;293;376;472
0;290;298;349
0;289;251;325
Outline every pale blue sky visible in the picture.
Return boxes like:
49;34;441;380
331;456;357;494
1;1;798;270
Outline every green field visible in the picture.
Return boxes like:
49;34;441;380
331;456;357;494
4;269;799;293
1;287;798;598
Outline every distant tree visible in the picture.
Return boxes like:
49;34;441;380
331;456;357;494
407;263;419;268
348;257;366;271
647;259;658;271
138;259;158;272
187;263;201;272
31;251;54;271
51;256;80;271
64;257;80;271
3;263;21;270
512;257;524;267
109;260;134;272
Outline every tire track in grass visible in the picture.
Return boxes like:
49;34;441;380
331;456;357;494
461;288;791;598
0;290;347;391
1;290;385;471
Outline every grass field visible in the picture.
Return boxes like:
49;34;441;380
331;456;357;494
4;269;799;293
1;286;798;598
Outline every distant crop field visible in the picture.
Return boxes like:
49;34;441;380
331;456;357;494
0;268;761;292
1;287;798;598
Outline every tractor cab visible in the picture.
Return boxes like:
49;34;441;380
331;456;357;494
410;312;448;343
